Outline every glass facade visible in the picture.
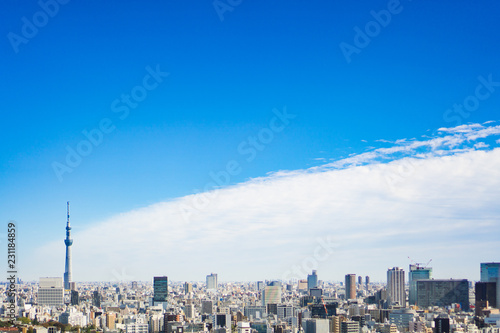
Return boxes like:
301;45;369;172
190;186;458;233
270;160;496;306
153;276;168;302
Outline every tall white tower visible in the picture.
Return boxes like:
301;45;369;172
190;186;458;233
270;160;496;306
64;201;73;290
387;267;405;307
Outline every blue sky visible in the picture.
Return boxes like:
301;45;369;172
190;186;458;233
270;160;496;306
1;0;500;282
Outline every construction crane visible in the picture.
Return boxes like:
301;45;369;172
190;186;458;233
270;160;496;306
408;257;432;269
321;296;328;316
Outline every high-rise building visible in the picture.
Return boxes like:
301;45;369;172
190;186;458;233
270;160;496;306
416;279;469;310
365;276;370;287
408;265;432;306
262;285;281;306
481;263;500;282
70;290;79;305
358;276;362;286
345;274;356;300
475;282;497;315
184;282;193;294
38;277;64;306
92;290;101;307
308;271;318;291
64;202;73;290
206;273;218;290
387;267;405;307
153;276;169;303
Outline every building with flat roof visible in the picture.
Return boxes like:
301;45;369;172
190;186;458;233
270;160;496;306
409;265;432;306
38;277;64;306
416;279;469;310
387;267;405;307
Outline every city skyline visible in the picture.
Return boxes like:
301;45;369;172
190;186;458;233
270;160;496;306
2;1;500;283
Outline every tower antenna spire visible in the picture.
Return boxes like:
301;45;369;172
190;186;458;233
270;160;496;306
64;201;73;290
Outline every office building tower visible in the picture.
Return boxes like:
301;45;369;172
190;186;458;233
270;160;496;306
308;270;318;291
256;281;265;291
298;280;308;291
409;265;432;306
262;285;281;306
92;290;101;307
63;202;73;290
184;282;193;294
153;276;169;303
416;279;469;310
131;281;138;289
475;282;497;315
481;263;500;282
340;321;359;333
345;274;356;300
358;276;362;286
206;273;218;290
38;277;64;306
365;276;370;287
387;267;405;307
70;290;79;305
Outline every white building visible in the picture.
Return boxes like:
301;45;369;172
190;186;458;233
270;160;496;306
38;278;64;306
238;322;251;333
126;323;149;333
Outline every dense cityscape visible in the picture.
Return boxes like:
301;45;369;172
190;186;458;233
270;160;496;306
0;205;499;333
1;265;499;333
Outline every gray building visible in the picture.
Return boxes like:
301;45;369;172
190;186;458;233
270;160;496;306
416;279;469;310
303;319;329;333
244;306;266;319
308;271;318;291
206;273;218;290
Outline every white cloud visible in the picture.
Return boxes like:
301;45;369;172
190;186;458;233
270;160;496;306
32;124;500;282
